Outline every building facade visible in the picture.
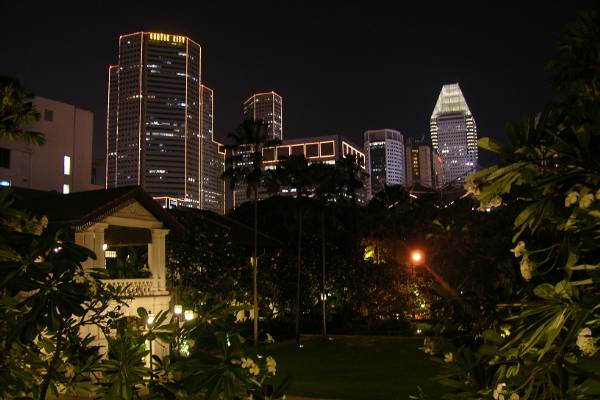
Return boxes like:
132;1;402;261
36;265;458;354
429;83;478;187
364;129;405;199
106;32;224;210
243;91;283;140
232;134;366;208
405;137;433;189
0;96;97;193
199;85;225;214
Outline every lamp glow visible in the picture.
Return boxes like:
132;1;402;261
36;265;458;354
410;250;424;264
147;311;155;326
174;304;183;315
184;310;194;321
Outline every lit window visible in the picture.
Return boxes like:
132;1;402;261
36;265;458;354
64;156;71;175
63;184;70;194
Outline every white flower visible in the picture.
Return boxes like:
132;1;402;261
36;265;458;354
576;328;597;356
510;241;526;258
266;333;275;343
493;383;506;400
235;310;247;323
520;255;533;281
509;393;520;400
266;356;277;375
463;179;481;197
579;193;594;209
241;357;254;369
565;191;579;207
443;352;453;363
249;364;260;376
422;337;434;355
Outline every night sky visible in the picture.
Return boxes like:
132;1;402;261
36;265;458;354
0;1;593;166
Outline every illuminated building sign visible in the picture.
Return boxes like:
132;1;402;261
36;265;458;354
148;33;186;44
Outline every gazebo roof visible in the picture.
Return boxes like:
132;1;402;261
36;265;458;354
5;186;185;235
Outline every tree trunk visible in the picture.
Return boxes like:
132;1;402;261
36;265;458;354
321;208;327;338
295;202;302;347
253;188;259;347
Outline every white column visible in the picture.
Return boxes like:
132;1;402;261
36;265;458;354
92;223;109;268
75;229;96;269
148;228;169;292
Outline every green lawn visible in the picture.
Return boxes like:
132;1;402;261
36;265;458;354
266;335;444;400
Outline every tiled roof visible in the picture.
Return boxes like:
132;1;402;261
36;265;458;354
5;186;184;234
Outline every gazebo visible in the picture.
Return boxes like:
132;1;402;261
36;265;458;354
10;186;185;358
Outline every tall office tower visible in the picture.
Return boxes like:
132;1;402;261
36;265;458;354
405;137;433;189
429;83;477;187
106;32;202;207
199;85;225;214
243;91;283;140
363;129;405;200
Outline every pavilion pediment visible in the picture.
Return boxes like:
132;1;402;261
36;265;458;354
112;201;159;222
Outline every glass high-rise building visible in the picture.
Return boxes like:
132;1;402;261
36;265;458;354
243;91;283;140
106;32;224;210
429;83;477;187
364;129;405;200
199;85;225;214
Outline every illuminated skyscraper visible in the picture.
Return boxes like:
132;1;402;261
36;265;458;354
364;129;405;199
199;85;225;214
429;83;477;186
106;32;204;207
405;137;433;189
243;91;283;140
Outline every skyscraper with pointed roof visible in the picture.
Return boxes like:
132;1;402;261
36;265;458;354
429;83;477;186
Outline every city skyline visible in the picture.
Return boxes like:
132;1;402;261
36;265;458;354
0;2;592;168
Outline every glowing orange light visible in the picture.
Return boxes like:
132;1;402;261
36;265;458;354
410;250;424;264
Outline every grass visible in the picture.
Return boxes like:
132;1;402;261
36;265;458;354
266;335;444;400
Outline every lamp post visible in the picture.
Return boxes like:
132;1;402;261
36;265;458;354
173;304;183;357
408;250;425;319
410;249;424;277
146;311;155;381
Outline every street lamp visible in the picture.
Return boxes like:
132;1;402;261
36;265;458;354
146;311;155;381
173;305;183;357
410;249;425;276
173;304;183;316
410;249;424;265
184;309;195;321
408;250;425;320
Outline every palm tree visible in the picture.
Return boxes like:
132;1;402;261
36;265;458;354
310;163;339;338
222;119;280;346
0;76;45;145
272;155;313;347
335;154;368;257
